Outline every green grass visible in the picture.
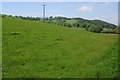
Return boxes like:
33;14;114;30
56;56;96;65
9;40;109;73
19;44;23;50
0;16;2;79
2;17;118;78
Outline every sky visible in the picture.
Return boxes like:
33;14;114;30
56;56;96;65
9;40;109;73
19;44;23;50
1;0;119;2
1;2;118;25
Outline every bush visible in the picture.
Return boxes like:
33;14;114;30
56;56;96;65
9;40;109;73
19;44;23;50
101;28;115;33
85;24;90;30
67;23;72;27
80;23;87;28
87;25;103;33
63;23;72;27
2;14;7;18
115;27;120;34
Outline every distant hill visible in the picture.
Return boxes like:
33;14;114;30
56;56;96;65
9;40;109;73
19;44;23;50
87;19;116;29
53;17;117;29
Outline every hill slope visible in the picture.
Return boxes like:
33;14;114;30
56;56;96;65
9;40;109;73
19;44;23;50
2;17;118;78
45;16;117;29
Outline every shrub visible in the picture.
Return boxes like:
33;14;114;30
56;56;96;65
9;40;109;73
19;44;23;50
87;25;103;33
64;23;72;27
80;23;87;28
101;28;115;33
67;23;72;27
115;27;120;34
85;24;91;30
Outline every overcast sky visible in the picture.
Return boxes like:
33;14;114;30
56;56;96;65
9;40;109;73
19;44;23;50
2;2;118;25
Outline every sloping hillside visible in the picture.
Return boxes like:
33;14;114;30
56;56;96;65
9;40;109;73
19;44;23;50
2;17;118;78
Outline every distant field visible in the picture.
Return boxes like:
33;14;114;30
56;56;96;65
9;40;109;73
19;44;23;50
66;20;78;24
52;19;78;25
2;17;118;78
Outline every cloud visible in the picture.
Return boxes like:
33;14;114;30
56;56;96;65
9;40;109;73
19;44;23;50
78;6;94;11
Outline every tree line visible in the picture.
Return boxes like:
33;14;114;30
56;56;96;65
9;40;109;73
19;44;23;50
1;14;120;34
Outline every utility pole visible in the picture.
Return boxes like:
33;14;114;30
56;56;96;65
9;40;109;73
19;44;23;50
43;5;46;21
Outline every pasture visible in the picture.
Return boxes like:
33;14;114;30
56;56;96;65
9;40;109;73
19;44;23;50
2;17;118;78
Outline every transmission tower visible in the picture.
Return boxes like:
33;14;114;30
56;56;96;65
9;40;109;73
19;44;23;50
43;5;46;21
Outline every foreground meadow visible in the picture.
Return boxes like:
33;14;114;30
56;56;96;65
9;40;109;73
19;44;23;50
2;17;118;78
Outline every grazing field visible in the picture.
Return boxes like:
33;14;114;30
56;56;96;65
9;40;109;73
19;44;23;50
2;17;118;78
66;20;78;24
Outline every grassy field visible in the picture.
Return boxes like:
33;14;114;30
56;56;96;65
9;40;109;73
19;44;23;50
0;16;2;79
66;20;78;24
2;17;118;78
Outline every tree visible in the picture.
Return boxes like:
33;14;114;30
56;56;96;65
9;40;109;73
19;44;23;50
87;25;103;33
85;24;91;30
80;23;88;28
49;16;53;19
76;23;80;27
2;14;7;17
66;23;72;27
